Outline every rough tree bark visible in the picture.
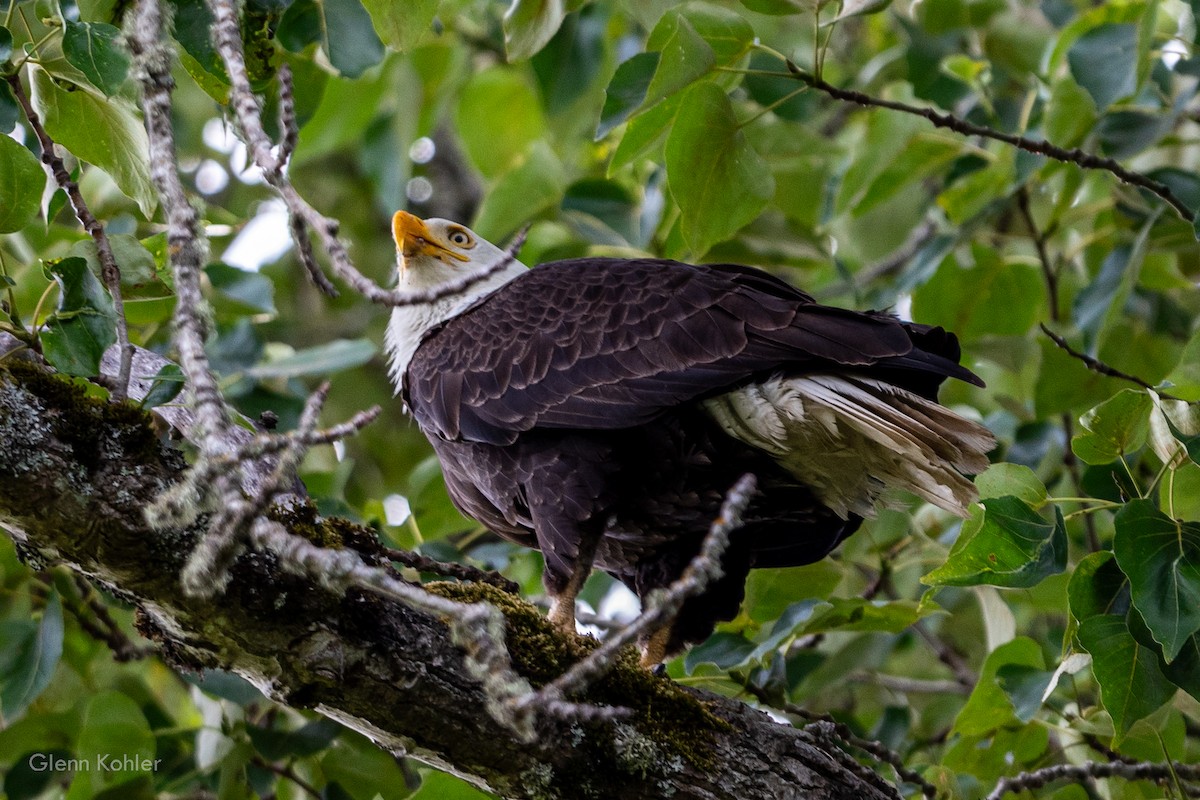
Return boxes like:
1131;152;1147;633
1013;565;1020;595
0;361;903;800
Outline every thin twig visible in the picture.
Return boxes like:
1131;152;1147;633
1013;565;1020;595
518;474;756;713
986;760;1200;800
1040;324;1186;402
250;755;322;799
785;62;1197;224
35;572;152;661
383;546;519;593
1016;188;1059;322
1015;195;1105;548
127;0;229;442
913;621;975;688
855;216;940;287
772;701;937;800
6;73;133;400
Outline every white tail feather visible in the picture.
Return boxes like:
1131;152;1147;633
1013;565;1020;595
703;374;995;518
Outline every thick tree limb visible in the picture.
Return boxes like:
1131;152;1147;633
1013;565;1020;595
0;364;900;800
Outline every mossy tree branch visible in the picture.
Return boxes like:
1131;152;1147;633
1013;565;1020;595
0;362;901;800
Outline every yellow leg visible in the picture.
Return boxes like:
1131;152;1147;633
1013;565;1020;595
547;588;579;632
639;626;671;669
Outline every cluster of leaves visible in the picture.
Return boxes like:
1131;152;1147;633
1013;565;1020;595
1;0;1199;798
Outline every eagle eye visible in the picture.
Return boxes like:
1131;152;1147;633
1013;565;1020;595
447;229;473;248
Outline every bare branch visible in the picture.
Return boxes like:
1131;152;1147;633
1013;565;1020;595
128;0;230;443
986;760;1200;800
5;74;133;400
1040;324;1188;402
785;62;1197;224
383;546;520;594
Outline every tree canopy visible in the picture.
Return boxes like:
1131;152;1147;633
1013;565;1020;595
0;0;1199;798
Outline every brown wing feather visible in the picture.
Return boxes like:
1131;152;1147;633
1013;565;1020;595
405;258;968;445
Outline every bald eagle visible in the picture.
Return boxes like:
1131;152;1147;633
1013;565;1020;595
385;212;994;664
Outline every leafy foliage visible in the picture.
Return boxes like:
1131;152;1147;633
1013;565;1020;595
0;0;1198;798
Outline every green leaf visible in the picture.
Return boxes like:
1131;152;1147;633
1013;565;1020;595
1034;337;1127;418
1072;243;1140;341
0;591;62;722
1164;327;1200;402
824;0;893;25
471;141;566;242
0;134;47;233
607;93;679;173
4;749;74;800
280;0;384;78
244;338;377;379
1163;414;1200;465
1112;500;1200;663
409;769;494;800
1077;614;1176;741
1068;23;1138;110
596;52;659;139
28;66;156;218
912;246;1043;342
0;79;17;134
62;22;131;96
975;463;1047;507
40;257;118;377
642;16;715;112
247;718;342;760
1070;388;1152;465
935;151;1015;224
922;496;1067;588
647;3;753;68
170;0;227;91
1163;633;1200;700
140;363;185;409
321;734;410;800
68;234;168;298
456;67;546;178
1068;551;1129;625
665;82;774;256
953;637;1044;737
503;0;567;62
360;0;437;52
0;25;12;63
799;598;928;635
320;0;386;78
996;664;1056;722
206;262;277;316
741;562;843;624
853;133;964;217
75;692;156;788
1044;76;1098;147
684;631;757;673
739;0;803;13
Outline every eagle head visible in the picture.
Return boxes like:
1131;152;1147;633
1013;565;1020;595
385;212;528;391
392;211;518;292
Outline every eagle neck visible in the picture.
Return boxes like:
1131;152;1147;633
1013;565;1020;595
384;264;524;396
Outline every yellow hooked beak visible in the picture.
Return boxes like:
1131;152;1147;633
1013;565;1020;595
392;211;470;266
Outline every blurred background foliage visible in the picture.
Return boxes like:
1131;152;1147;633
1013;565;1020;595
1;0;1199;797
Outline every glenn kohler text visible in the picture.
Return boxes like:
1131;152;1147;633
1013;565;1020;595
28;752;162;773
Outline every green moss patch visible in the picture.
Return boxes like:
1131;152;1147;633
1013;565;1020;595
0;360;160;464
425;580;728;769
